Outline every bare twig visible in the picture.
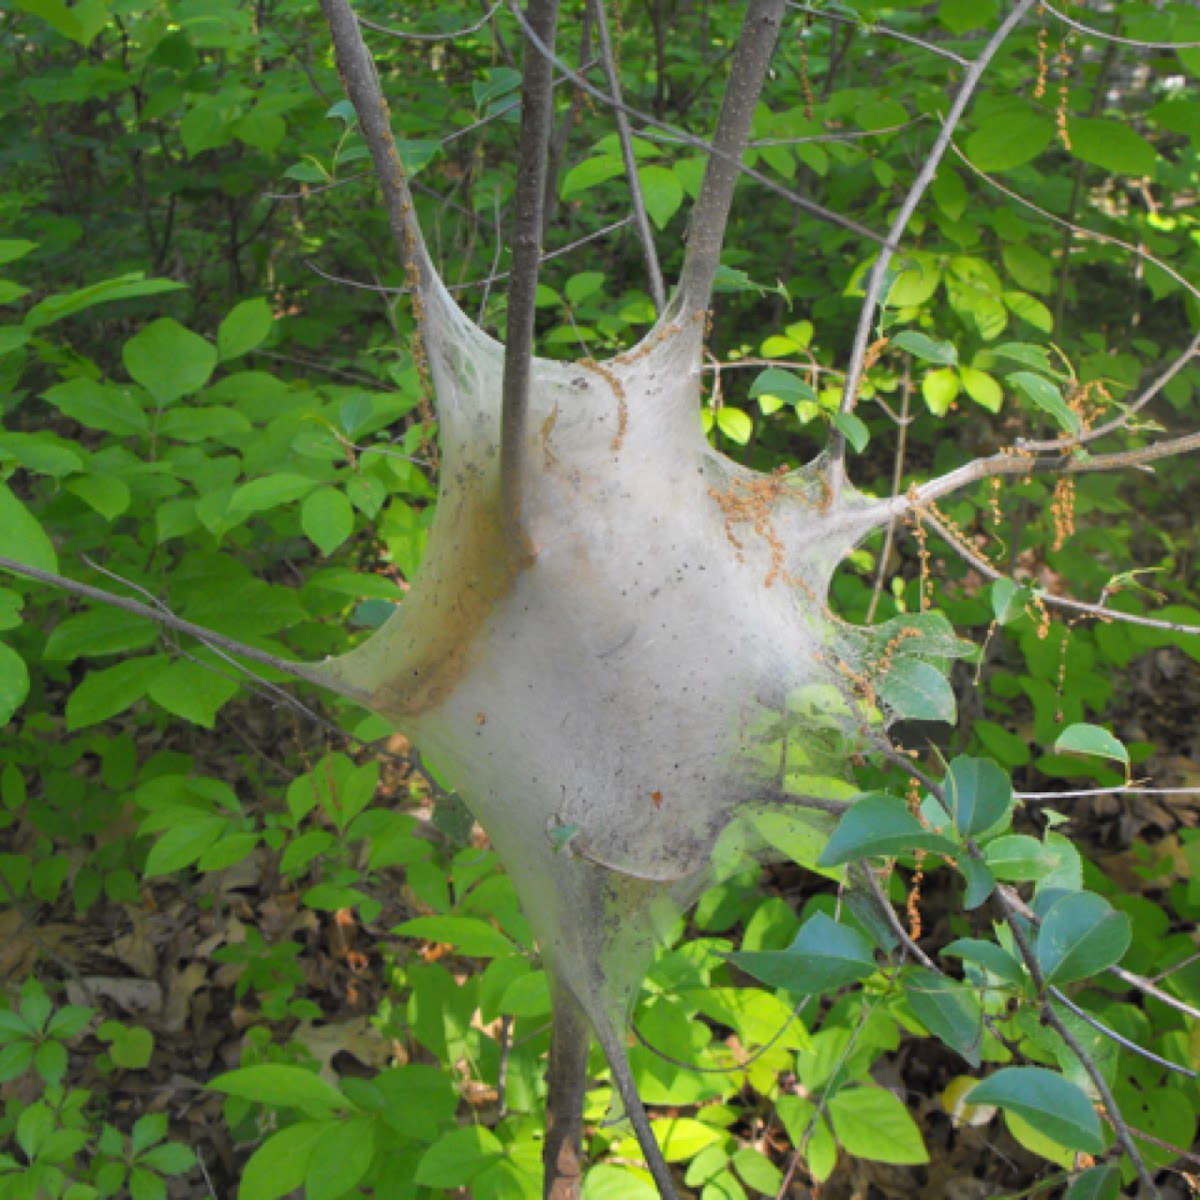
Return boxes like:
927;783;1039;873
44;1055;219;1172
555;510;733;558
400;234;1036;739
357;0;504;41
589;0;666;312
500;0;561;560
544;980;590;1200
0;555;352;698
953;142;1200;308
1040;0;1200;48
914;509;1200;637
830;0;1040;491
1049;986;1198;1081
785;1;970;66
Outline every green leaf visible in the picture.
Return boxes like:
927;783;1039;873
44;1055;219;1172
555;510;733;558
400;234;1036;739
960;857;996;909
959;366;1002;412
104;1024;154;1069
1035;891;1131;984
34;1039;67;1085
560;156;624;198
1008;372;1081;435
991;577;1030;625
878;658;957;723
137;1142;195;1175
130;1167;166;1200
992;342;1064;377
414;1125;504;1187
817;794;959;866
1067;118;1158;177
146;659;239;728
209;1065;347;1118
370;1066;458;1142
143;817;226;876
0;240;37;265
637;164;684;229
716;406;753;445
0;643;30;726
306;1117;376;1200
1053;724;1129;767
648;1117;723;1162
42;378;149;436
1003;291;1053;333
25;274;186;330
941;755;1013;836
921;366;960;416
44;608;158;663
218;297;273;361
726;911;876;994
827;1086;928;1164
891;331;957;366
122;318;218;405
904;968;982;1066
132;1113;168;1155
966;1067;1104;1153
748;367;817;406
831;411;869;454
394;916;516;959
229;473;319;516
984;834;1059;882
942;937;1024;986
239;1121;326;1200
939;0;997;33
1064;1164;1120;1200
966;109;1053;171
0;482;58;572
65;656;165;730
67;475;131;521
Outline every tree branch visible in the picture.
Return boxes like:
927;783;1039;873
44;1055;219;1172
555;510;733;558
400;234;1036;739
829;0;1039;489
544;981;591;1200
675;0;786;314
914;509;1200;638
589;0;666;313
0;555;355;699
501;0;561;561
319;0;437;296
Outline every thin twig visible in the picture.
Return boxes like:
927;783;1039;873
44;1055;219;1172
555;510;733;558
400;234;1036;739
505;0;886;252
1048;986;1198;1081
1040;0;1200;48
785;1;970;65
589;0;666;312
914;509;1200;637
1014;330;1200;455
952;142;1200;307
830;0;1040;491
0;555;352;698
357;0;504;41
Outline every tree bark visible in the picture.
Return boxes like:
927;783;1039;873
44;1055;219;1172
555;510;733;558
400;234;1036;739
543;983;591;1200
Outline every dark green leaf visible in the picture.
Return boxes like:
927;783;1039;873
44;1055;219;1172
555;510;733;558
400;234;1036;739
1035;891;1131;984
878;658;957;723
941;756;1013;836
1054;724;1129;767
903;968;982;1066
0;483;59;573
818;794;959;866
966;1067;1104;1153
725;911;876;994
1064;1164;1120;1200
942;937;1024;986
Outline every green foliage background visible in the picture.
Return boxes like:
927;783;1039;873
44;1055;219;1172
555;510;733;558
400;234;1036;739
1;0;1199;1197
